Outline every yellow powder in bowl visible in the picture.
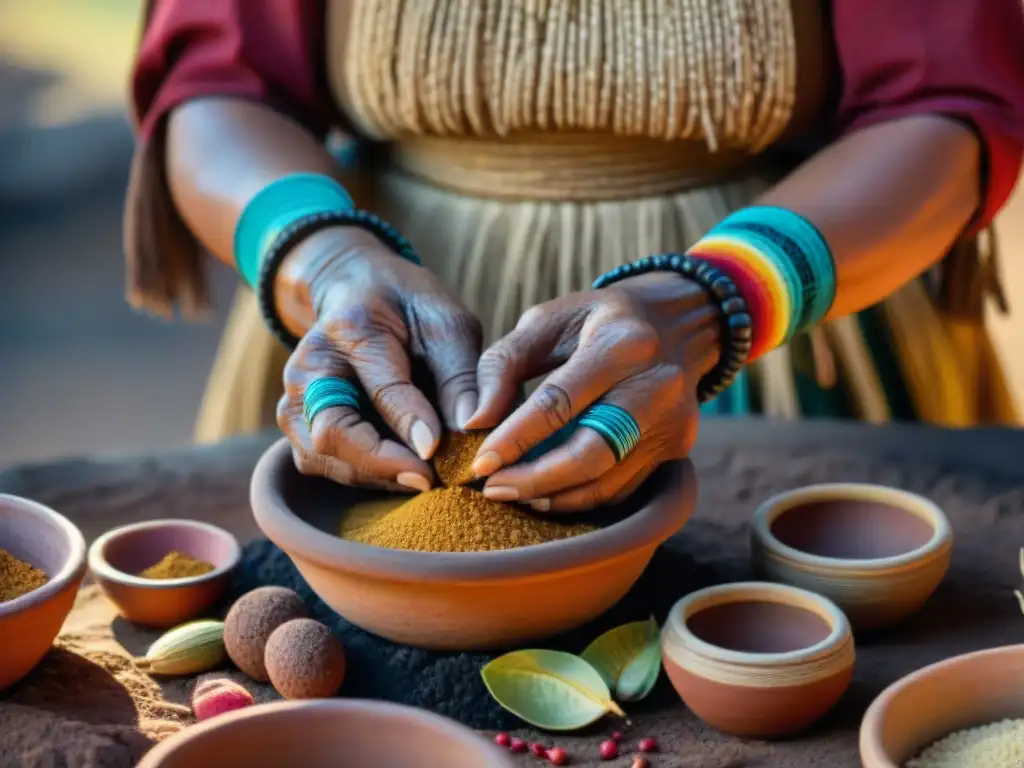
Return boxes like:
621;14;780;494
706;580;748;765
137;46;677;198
341;486;596;553
906;718;1024;767
138;551;215;580
0;548;48;603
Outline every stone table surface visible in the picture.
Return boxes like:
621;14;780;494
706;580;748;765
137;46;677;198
2;419;1024;767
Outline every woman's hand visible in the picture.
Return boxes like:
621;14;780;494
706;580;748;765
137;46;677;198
276;227;482;493
464;272;721;512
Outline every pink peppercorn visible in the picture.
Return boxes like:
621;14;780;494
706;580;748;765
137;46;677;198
495;733;511;748
611;731;623;742
599;739;618;760
546;747;569;765
509;737;528;753
530;743;547;757
638;737;658;753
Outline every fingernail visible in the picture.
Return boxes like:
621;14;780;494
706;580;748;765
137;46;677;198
484;486;519;502
530;499;551;512
410;421;437;461
455;392;478;431
397;472;431;493
473;450;503;478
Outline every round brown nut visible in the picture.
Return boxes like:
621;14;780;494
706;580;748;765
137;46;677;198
265;618;346;700
223;586;308;682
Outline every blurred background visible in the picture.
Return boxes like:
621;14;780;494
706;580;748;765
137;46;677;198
0;0;1022;466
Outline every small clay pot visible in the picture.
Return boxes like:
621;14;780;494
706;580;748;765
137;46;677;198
750;483;952;631
662;582;854;738
0;494;87;691
860;644;1024;767
251;438;696;650
89;520;241;628
137;699;516;768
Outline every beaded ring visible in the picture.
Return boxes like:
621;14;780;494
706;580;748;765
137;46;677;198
577;402;643;462
593;254;753;403
256;209;423;350
303;377;366;427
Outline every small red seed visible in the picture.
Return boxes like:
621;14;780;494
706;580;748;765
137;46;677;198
611;731;623;742
546;747;569;765
599;740;619;760
495;733;511;747
509;737;528;753
530;743;547;757
638;737;658;753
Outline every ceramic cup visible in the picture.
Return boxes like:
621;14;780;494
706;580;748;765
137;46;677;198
662;582;855;738
750;483;952;631
0;494;87;690
861;644;1024;767
88;519;242;628
137;699;516;768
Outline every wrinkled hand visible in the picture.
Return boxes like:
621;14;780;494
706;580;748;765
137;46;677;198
277;227;482;493
465;272;721;512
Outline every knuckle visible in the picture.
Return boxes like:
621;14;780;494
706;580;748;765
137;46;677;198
618;321;661;363
533;383;574;430
517;305;548;331
479;344;517;377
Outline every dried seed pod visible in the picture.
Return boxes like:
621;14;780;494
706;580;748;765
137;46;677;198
135;620;225;676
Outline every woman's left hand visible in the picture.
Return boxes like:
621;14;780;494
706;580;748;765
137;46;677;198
463;272;722;512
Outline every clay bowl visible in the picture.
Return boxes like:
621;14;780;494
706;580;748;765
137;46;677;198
750;483;952;632
0;494;88;690
861;644;1024;767
662;581;855;738
137;699;515;768
88;519;241;628
252;437;696;650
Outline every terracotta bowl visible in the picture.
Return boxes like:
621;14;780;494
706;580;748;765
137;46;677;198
88;519;242;628
251;437;696;650
750;483;952;632
0;494;87;690
861;644;1024;767
662;581;855;738
137;699;516;768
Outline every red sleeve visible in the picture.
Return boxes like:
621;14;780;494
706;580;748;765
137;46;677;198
833;0;1024;231
131;0;333;141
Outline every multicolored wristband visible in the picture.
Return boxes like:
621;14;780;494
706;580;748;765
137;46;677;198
233;173;355;289
687;206;836;362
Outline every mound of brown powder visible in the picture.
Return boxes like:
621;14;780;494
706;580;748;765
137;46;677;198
433;430;489;487
341;486;595;552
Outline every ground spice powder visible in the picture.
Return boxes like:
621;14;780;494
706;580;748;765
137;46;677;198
341;486;596;552
138;551;215;579
433;430;489;487
0;549;47;603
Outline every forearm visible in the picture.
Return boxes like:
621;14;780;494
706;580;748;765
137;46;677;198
166;97;352;335
758;114;982;320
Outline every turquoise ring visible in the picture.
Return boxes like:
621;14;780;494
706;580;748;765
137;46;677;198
577;402;642;462
303;377;364;427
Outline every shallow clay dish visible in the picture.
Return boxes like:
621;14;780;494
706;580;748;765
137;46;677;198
750;483;952;631
251;437;696;650
137;699;515;768
861;644;1024;767
88;519;241;628
0;494;87;690
662;581;855;738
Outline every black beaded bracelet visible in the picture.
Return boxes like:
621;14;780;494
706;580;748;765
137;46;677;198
593;253;753;403
255;209;422;350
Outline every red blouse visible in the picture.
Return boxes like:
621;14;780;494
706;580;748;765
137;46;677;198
131;0;1024;229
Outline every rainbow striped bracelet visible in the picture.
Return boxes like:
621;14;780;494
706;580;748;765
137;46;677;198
688;206;836;363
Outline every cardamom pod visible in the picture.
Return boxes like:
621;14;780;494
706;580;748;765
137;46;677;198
136;620;226;676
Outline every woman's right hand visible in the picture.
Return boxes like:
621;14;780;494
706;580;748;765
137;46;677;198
275;227;482;493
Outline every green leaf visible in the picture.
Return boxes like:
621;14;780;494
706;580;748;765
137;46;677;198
481;649;626;731
581;616;662;702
